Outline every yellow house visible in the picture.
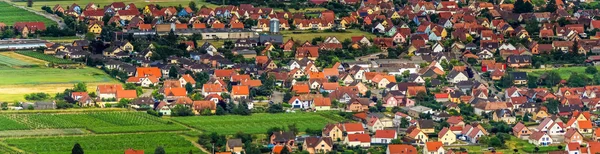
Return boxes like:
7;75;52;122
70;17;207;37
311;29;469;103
408;129;429;144
437;127;456;145
88;23;102;34
143;6;153;15
417;120;435;134
448;93;461;103
440;29;448;38
390;12;401;19
322;124;343;141
303;136;333;154
532;108;549;121
226;139;243;154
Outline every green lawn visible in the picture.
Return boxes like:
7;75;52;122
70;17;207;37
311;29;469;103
172;112;344;134
0;1;55;26
446;136;563;154
0;55;33;67
0;67;120;101
4;133;202;154
521;66;600;79
281;29;376;42
14;0;218;12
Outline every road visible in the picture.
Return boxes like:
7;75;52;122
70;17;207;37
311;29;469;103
467;64;502;98
2;0;66;29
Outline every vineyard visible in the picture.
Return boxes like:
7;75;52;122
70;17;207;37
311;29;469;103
0;112;188;133
0;2;55;26
17;51;75;64
4;133;202;154
172;113;341;134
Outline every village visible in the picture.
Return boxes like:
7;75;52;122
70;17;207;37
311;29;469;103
2;0;600;153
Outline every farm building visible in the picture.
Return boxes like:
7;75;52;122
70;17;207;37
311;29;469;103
0;39;48;50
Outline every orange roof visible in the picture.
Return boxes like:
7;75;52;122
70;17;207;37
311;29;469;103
425;142;443;152
240;79;262;87
579;120;593;129
181;74;196;84
407;86;427;96
322;68;339;77
375;130;396;138
309;72;325;79
138;24;151;31
272;145;284;154
230;22;244;29
313;97;331;106
590;142;600;154
231;75;251;82
346;134;370;143
97;84;123;94
344;123;364;132
164;88;187;97
116;90;137;99
175;24;188;29
388;144;417;154
202;83;226;92
193;23;206;29
212;23;225;28
214;69;236;78
193;100;215;110
127;77;142;83
321;82;339;90
136;67;162;78
292;84;310;94
435;93;449;99
232;85;249;96
256;55;269;64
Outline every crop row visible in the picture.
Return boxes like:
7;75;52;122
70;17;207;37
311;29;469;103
4;133;201;154
0;112;186;134
172;113;338;134
16;51;75;64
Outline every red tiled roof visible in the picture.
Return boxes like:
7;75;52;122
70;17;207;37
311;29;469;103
116;90;137;99
346;134;370;142
375;130;396;138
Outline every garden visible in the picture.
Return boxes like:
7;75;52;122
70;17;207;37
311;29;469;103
3;133;202;154
0;112;188;133
172;112;343;134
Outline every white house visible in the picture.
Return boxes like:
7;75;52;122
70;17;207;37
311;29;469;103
344;134;371;148
529;131;553;146
446;71;469;83
371;130;397;144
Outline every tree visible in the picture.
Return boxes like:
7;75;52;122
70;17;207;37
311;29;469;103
169;66;178;78
27;105;34;110
155;146;166;154
544;0;557;12
72;82;87;92
544;71;561;87
188;1;198;12
72;143;84;154
288;123;299;135
527;75;538;88
116;99;131;108
280;146;290;154
27;0;33;7
586;66;598;74
567;73;588;87
24;92;50;101
85;32;96;41
513;0;533;13
216;105;226;115
171;105;194;116
364;90;372;98
185;83;194;94
267;104;284;113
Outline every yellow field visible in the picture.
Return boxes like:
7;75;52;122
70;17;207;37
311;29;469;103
0;52;47;66
281;29;376;42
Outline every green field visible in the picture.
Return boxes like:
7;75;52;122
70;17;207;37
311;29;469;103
17;51;75;64
0;1;55;26
522;66;600;79
0;66;120;101
0;55;33;67
13;0;218;12
0;129;86;137
172;112;342;134
0;112;187;133
281;29;376;42
4;133;202;154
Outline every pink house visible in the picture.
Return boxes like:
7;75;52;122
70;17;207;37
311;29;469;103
383;91;415;107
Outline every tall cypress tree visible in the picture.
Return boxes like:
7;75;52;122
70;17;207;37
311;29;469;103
72;143;84;154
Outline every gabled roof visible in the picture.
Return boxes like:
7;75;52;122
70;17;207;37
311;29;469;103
375;130;396;138
346;134;370;143
425;142;443;152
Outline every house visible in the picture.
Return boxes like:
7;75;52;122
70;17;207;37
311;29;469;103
226;139;244;154
367;117;385;132
303;136;333;154
179;74;196;87
155;101;171;115
96;84;123;99
313;97;331;111
513;122;532;138
529;131;553;146
438;127;456;145
88;23;102;34
387;144;417;154
506;55;532;68
461;124;488;144
512;72;528;85
270;131;295;147
71;92;93;107
407;106;433;118
344;123;365;134
124;149;144;154
417;120;435;134
564;129;584;144
407;128;429;144
231;85;249;100
371;130;397;144
322;123;343;141
346;98;372;112
492;109;516;124
423;142;445;154
192;101;216;114
566;142;582;154
446;70;469;83
344;134;371;148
